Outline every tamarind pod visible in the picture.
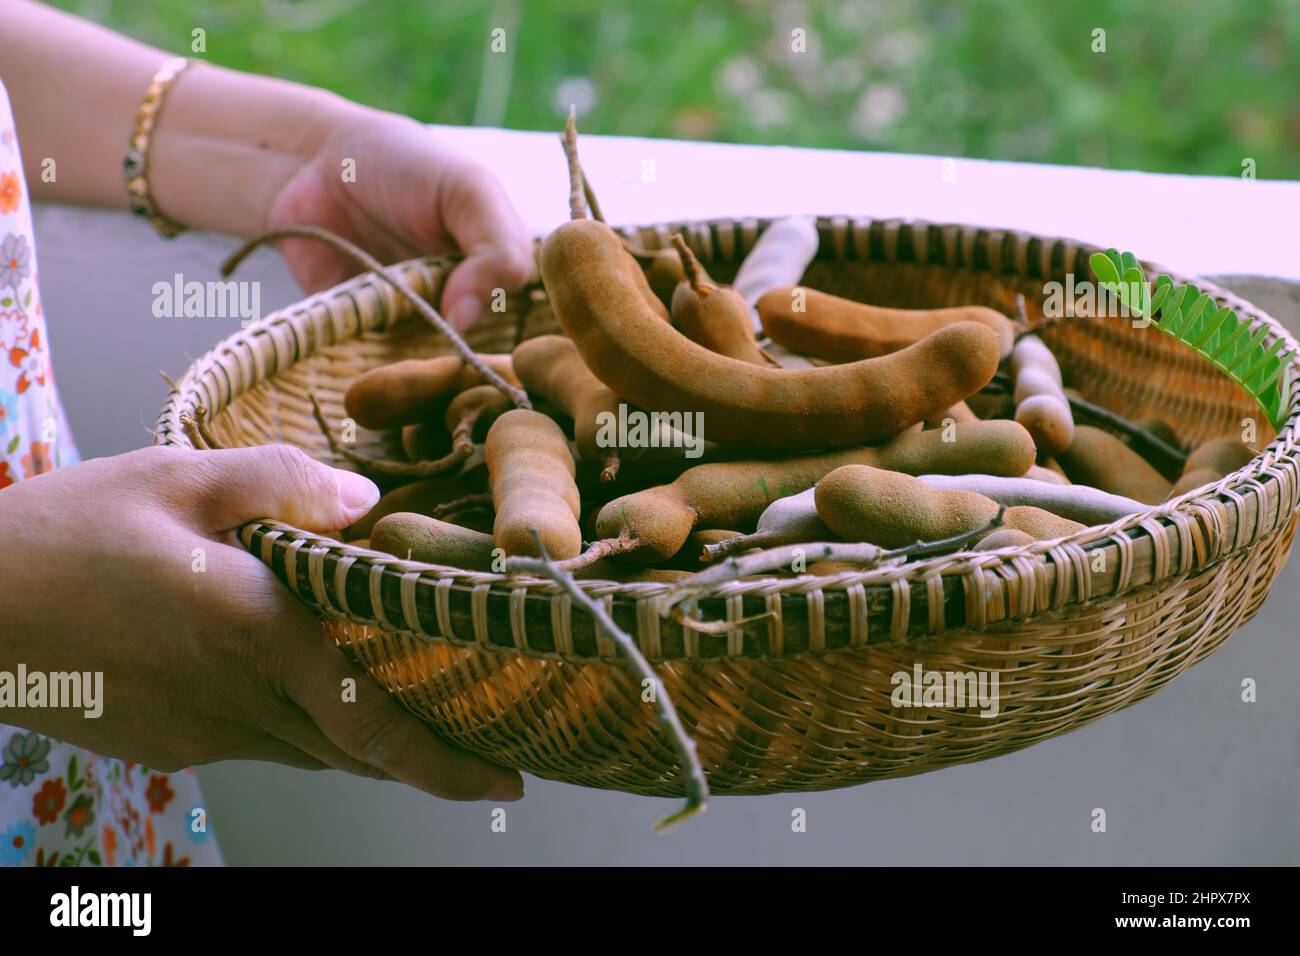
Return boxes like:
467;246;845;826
703;488;832;560
757;286;1017;360
1024;465;1066;486
1058;425;1172;504
999;505;1086;540
972;529;1037;551
966;391;1015;421
401;422;452;462
512;335;623;481
1169;468;1224;497
1010;335;1075;456
731;217;820;327
669;234;772;366
814;466;1087;549
1167;437;1256;497
924;401;979;429
342;473;486;540
541;218;1002;450
344;354;520;431
916;473;1145;524
445;383;514;446
815;465;1001;549
638;246;689;311
370;513;498;571
485;409;583;558
1183;437;1256;476
1129;417;1180;451
595;420;1034;561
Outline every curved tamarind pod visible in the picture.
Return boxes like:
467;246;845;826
670;236;773;366
757;285;1017;360
1058;425;1172;504
371;513;498;571
731;217;820;329
485;409;583;559
916;473;1145;523
972;528;1037;551
512;334;624;481
342;472;486;540
541;219;1001;450
344;354;519;430
1010;335;1074;456
594;420;1035;561
815;466;1085;549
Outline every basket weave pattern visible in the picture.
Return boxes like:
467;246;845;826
156;217;1300;796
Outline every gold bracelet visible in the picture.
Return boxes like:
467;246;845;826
124;56;200;239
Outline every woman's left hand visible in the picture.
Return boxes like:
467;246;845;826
266;109;535;330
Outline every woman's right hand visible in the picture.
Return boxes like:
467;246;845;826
0;445;523;802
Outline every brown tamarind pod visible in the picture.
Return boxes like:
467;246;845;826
342;472;486;540
757;286;1018;360
371;513;498;570
669;235;773;366
344;354;520;431
1011;335;1075;456
541;218;1002;450
1168;437;1256;497
594;420;1035;561
972;528;1037;551
1058;425;1172;504
485;409;583;559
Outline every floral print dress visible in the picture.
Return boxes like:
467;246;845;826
0;78;221;866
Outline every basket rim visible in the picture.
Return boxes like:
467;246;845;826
154;214;1300;660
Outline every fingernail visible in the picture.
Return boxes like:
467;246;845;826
447;296;483;332
486;778;524;802
332;467;381;521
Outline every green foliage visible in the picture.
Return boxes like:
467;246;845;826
1090;250;1294;427
48;0;1300;178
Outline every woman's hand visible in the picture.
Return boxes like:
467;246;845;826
0;446;524;802
266;108;535;328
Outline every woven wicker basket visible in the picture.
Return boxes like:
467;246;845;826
155;216;1300;797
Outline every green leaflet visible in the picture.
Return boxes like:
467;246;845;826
1089;249;1294;429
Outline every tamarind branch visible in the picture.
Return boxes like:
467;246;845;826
551;533;640;573
561;106;587;222
220;224;530;410
427;492;494;519
665;508;1007;613
505;530;708;830
670;233;706;292
308;393;472;478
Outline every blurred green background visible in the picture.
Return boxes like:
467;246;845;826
57;0;1299;179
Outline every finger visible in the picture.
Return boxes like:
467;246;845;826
268;707;397;782
278;617;523;801
178;444;380;534
437;164;535;331
225;734;332;772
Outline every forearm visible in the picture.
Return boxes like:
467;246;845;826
1;0;367;236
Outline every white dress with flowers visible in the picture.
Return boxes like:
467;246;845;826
0;77;221;866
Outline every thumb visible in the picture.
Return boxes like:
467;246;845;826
440;244;536;332
184;445;380;534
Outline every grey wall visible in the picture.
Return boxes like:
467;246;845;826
32;203;1300;866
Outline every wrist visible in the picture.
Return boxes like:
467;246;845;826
147;64;371;237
